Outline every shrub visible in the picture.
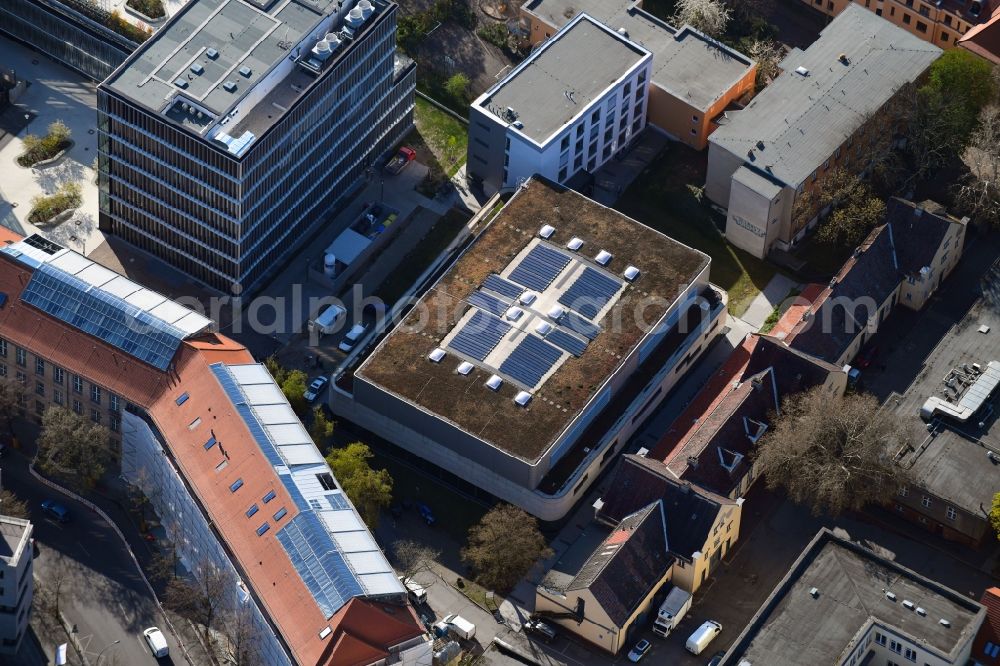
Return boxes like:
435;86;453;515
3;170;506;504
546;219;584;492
17;121;73;167
477;22;508;49
444;73;470;106
126;0;165;19
28;182;82;225
106;11;153;43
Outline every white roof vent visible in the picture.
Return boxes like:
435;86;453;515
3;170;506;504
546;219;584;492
809;587;819;598
505;307;524;321
915;607;926;616
486;375;503;391
795;66;810;76
535;321;553;336
319;626;332;639
539;225;555;239
885;591;897;601
902;600;915;610
223;81;237;92
566;237;584;251
548;304;565;320
623;265;640;281
595;250;612;265
206;47;219;59
190;63;204;75
238;66;252;78
514;391;532;406
939;618;951;627
174;79;189;89
428;348;446;363
457;362;474;375
519;291;537;306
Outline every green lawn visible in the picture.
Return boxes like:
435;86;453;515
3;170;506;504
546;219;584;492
410;97;468;179
616;146;777;317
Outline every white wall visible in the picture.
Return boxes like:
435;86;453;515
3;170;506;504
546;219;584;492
0;519;32;655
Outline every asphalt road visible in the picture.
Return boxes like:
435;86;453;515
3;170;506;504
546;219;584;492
2;447;181;666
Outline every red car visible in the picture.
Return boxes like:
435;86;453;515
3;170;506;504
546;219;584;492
384;146;416;175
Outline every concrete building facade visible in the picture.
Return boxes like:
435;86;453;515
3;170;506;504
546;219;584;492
467;13;652;194
98;0;415;293
706;6;941;259
0;516;32;655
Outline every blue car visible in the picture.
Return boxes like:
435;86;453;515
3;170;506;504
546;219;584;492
40;499;70;523
417;503;435;526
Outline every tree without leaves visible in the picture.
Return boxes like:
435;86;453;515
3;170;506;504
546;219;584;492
36;551;72;620
219;604;263;666
461;504;552;592
811;168;887;249
956;105;1000;227
392;540;440;584
755;387;912;516
164;561;230;644
0;488;29;520
37;406;112;489
673;0;731;38
325;442;393;529
745;38;782;91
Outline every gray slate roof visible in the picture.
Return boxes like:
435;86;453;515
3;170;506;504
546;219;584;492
709;4;941;188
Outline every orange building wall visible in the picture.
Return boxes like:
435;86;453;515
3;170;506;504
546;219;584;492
803;0;979;48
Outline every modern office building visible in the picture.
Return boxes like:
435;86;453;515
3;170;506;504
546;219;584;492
800;0;994;49
467;13;653;194
705;5;941;259
719;529;986;666
0;516;33;656
97;0;416;293
0;232;429;666
518;0;756;150
336;178;727;521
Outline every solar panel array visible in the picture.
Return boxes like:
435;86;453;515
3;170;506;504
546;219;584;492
500;334;563;388
563;311;602;340
508;244;571;292
482;274;523;300
558;267;623;320
546;328;588;357
22;263;186;370
467;290;510;317
448;310;512;361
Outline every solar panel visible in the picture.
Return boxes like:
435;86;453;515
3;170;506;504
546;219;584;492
558;267;623;320
467;290;510;317
546;328;588;357
563;311;601;340
448;310;512;361
482;274;523;300
22;263;186;370
508;244;571;292
500;334;563;388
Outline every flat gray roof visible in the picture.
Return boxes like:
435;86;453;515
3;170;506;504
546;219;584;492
523;0;632;27
0;517;30;564
478;13;649;145
890;285;1000;516
710;4;940;188
722;529;985;665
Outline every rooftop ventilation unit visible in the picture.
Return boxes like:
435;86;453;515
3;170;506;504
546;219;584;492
486;375;503;391
566;237;584;251
885;591;897;601
428;348;446;363
595;250;612;266
174;79;189;89
539;224;555;239
519;292;537;306
457;361;474;375
902;600;915;610
345;5;366;28
795;66;810;77
535;321;553;336
238;66;252;77
206;48;219;59
809;587;819;598
623;266;640;281
513;120;524;129
313;39;333;61
358;0;374;17
190;63;204;75
838;53;850;65
514;391;532;407
939;618;951;627
505;306;524;321
223;81;237;92
548;304;565;320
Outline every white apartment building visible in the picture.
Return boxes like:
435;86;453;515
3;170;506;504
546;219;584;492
467;13;652;194
0;516;33;655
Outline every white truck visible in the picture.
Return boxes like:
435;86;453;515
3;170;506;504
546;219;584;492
652;587;692;638
434;614;476;641
308;303;346;336
398;576;427;604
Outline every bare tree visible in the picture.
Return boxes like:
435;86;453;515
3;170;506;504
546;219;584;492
462;504;552;592
755;387;912;516
745;38;783;91
148;546;180;584
219;604;263;666
164;560;230;644
36;551;73;621
392;540;440;584
957;105;1000;227
673;0;731;38
0;488;29;519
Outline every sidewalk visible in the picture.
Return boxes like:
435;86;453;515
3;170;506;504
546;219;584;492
736;272;800;330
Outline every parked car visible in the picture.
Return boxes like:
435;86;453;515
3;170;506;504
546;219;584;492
40;499;70;523
384;146;416;175
338;323;368;353
856;345;879;369
523;618;557;642
142;626;169;658
627;639;651;662
304;376;329;403
707;650;727;666
417;502;435;526
686;620;723;655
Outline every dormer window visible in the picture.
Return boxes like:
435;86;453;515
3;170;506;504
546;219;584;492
744;417;769;442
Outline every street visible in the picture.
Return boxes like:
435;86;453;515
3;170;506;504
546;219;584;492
2;445;183;666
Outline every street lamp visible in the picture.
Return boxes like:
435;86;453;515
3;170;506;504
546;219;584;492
96;638;121;665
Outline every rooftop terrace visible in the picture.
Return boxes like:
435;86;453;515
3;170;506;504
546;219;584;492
356;178;708;463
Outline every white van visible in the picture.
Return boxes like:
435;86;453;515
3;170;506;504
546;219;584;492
338;323;367;352
308;304;347;336
399;576;427;604
686;620;722;655
143;626;169;658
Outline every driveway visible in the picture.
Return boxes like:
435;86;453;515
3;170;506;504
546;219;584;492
2;446;185;666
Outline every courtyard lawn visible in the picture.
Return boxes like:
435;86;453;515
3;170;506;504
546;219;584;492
409;97;468;178
616;145;777;317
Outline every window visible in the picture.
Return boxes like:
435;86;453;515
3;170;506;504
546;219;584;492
72;399;82;415
576;124;584;137
35;400;44;416
273;507;287;521
946;506;957;520
0;339;6;357
560;135;569;151
558;166;567;181
0;364;5;377
921;496;931;508
15;347;25;367
110;415;120;433
898;486;908;497
35;358;44;376
916;20;927;32
53;367;63;385
256;522;270;536
263;490;276;503
35;382;44;397
944;14;952;26
204;436;217;450
230;478;244;492
246;504;259;518
90;409;101;424
985;642;1000;658
591;109;600;124
110;394;120;413
73;375;83;394
91;384;101;405
53;389;63;406
903;13;911;24
904;647;916;661
890;639;902;654
175;392;189;405
875;632;886;646
15;371;25;386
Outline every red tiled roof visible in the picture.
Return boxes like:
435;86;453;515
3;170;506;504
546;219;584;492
320;598;425;666
960;6;1000;64
974;587;1000;664
770;283;824;340
0;228;24;246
